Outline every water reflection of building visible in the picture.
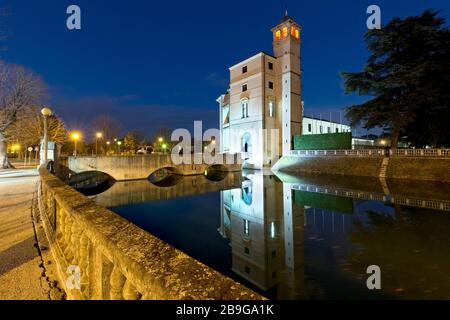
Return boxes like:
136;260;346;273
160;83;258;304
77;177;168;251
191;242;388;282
219;172;305;298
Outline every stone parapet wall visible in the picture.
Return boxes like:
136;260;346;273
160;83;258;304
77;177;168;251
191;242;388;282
387;158;450;182
37;167;262;300
273;156;383;178
274;155;450;183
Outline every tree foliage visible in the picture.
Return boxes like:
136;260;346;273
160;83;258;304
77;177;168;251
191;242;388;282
7;105;67;148
342;10;450;148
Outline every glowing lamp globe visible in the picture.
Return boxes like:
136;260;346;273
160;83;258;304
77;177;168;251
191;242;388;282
41;107;53;117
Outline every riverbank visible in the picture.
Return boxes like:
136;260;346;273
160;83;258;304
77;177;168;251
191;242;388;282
273;155;450;183
0;169;49;300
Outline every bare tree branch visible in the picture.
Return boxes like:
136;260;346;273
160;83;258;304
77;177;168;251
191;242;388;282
0;60;47;168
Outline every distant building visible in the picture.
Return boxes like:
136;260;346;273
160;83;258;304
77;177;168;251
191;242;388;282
302;116;351;135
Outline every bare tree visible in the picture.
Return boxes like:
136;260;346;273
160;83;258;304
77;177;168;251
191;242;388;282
90;114;122;141
8;105;67;148
0;60;46;168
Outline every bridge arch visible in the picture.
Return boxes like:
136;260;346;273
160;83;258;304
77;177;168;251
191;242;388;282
68;170;116;195
148;167;184;187
204;164;230;182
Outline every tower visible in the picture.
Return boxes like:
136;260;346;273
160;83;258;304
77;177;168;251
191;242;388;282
271;12;302;155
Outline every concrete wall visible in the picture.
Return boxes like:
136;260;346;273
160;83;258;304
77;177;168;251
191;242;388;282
37;167;262;300
388;158;450;182
273;155;450;183
273;156;383;178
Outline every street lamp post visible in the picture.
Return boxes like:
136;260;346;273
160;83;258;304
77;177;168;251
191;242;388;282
71;132;81;157
158;137;164;154
96;132;103;156
117;141;122;154
41;107;53;165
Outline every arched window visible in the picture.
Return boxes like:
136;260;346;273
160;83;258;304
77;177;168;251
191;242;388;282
275;30;281;41
268;101;274;117
295;29;300;39
241;180;253;206
282;27;288;38
291;26;296;37
241;99;249;118
242;132;251;154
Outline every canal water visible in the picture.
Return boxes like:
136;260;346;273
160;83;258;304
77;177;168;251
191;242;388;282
90;171;450;300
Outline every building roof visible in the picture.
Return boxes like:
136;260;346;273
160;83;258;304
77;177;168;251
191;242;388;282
229;51;276;70
280;14;296;23
303;115;350;126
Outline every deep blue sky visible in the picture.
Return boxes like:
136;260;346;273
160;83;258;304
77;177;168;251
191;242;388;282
1;0;449;138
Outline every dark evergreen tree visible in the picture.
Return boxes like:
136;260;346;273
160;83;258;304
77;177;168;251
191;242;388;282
342;10;450;148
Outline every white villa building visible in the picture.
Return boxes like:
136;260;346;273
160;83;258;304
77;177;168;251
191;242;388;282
217;13;352;169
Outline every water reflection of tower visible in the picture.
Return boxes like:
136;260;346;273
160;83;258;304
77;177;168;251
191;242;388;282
219;172;305;298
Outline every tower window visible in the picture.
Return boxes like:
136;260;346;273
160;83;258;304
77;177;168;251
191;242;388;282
241;100;249;118
282;27;288;37
242;84;247;92
244;219;250;236
268;62;273;70
268;81;273;89
275;30;281;41
295;29;300;39
268;101;274;117
242;66;247;74
291;26;296;37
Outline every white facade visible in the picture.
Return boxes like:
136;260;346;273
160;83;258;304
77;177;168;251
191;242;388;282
302;117;351;135
219;172;304;293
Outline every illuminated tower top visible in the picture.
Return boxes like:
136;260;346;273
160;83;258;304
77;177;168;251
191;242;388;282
271;11;301;58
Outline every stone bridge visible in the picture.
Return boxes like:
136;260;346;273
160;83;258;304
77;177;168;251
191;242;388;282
94;173;244;208
68;154;242;181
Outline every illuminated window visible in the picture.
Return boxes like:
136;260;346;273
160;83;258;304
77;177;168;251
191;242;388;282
270;222;276;239
268;101;274;117
241;100;249;118
244;219;250;236
295;29;300;39
282;27;288;37
291;26;296;36
275;30;281;41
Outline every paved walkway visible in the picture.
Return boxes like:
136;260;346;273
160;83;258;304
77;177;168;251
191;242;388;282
0;169;50;300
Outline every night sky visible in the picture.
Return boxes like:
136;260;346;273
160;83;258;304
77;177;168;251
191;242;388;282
1;0;449;138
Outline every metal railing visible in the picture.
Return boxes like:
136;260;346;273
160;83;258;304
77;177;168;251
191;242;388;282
290;149;386;157
290;149;450;158
390;149;450;157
